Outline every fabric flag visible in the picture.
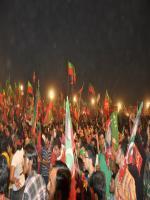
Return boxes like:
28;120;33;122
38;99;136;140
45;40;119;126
125;102;143;164
78;84;84;95
133;144;143;175
96;93;101;104
33;71;36;83
105;119;111;148
68;61;74;76
31;84;40;137
98;153;112;199
88;83;95;95
104;90;111;117
110;112;119;151
27;81;33;95
118;102;143;182
68;61;76;85
43;101;53;126
65;97;76;200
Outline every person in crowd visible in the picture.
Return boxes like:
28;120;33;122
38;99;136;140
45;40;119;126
47;160;71;200
0;155;9;200
0;137;10;168
89;171;106;200
115;139;136;200
23;143;47;200
40;133;52;185
10;136;25;200
51;137;65;165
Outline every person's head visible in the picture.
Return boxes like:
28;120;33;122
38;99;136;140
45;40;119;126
90;171;106;200
53;138;61;158
116;138;128;167
82;145;96;174
0;137;7;154
47;161;71;200
24;143;38;174
99;132;105;147
0;155;9;195
7;137;14;155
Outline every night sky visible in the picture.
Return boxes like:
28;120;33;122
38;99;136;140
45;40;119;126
0;0;150;103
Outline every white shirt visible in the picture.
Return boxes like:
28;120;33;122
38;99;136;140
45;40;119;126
11;148;25;191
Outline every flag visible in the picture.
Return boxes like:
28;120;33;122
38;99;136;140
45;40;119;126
118;102;143;182
126;102;143;164
110;112;119;151
43;101;53;126
33;71;36;83
27;81;33;95
88;83;95;95
78;84;84;95
68;61;76;85
104;90;111;117
105;119;111;148
32;83;40;137
65;97;76;200
133;144;142;175
96;93;101;104
68;61;74;76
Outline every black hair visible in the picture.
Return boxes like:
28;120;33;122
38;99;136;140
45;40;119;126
24;143;38;172
119;138;128;156
0;155;9;195
0;137;7;153
85;145;96;167
53;137;61;149
90;171;106;200
53;161;71;200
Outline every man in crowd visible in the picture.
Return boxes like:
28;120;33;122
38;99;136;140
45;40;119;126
23;143;47;200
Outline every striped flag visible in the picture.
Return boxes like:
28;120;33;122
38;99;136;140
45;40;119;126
65;97;76;200
125;102;143;164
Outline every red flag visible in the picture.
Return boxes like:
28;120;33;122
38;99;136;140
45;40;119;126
68;62;74;76
33;72;36;83
88;83;95;95
133;145;143;175
104;90;111;117
68;62;76;85
27;81;33;95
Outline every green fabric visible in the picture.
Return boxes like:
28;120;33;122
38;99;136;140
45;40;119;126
110;112;119;151
98;153;112;199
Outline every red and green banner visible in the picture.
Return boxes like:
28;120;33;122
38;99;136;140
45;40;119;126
68;61;76;85
104;90;111;117
27;81;33;95
88;83;95;95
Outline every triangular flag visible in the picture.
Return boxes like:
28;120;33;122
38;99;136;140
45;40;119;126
65;97;76;200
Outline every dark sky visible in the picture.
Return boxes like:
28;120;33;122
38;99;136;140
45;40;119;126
0;0;150;103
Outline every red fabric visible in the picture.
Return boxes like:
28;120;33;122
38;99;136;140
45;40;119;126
118;165;127;182
68;176;76;200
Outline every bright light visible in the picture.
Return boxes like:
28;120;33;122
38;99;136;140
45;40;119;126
126;112;129;117
20;84;24;91
117;102;122;112
48;89;55;101
146;101;150;109
73;95;77;103
91;97;95;105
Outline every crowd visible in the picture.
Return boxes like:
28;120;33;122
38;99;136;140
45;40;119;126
0;81;149;200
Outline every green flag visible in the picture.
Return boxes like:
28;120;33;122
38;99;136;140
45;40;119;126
111;112;119;150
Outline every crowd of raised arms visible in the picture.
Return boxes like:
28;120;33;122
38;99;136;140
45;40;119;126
0;80;149;200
